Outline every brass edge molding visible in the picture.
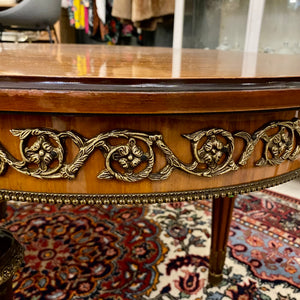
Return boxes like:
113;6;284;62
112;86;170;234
0;168;299;205
0;119;299;182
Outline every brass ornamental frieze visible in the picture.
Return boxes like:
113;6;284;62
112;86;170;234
0;119;299;181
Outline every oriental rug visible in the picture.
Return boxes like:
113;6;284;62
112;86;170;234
0;189;299;300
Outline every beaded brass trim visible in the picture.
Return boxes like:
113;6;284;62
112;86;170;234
0;169;299;205
0;119;299;182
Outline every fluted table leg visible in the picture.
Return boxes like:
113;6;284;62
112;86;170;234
209;196;236;285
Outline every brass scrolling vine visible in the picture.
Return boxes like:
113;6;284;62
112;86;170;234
0;119;299;182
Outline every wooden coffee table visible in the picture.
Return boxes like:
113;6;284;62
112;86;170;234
0;43;299;293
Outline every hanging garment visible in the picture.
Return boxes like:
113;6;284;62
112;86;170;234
112;0;174;30
94;0;130;45
74;0;85;29
67;0;93;33
96;0;106;24
61;0;69;8
88;0;94;35
67;0;75;27
66;0;138;44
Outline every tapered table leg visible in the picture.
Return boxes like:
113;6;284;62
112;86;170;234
209;196;236;285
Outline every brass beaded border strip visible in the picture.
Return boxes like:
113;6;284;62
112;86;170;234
0;169;299;206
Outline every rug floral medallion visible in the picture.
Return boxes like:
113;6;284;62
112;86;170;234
1;190;299;299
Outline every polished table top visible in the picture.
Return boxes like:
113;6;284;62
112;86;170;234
1;43;300;79
0;43;300;114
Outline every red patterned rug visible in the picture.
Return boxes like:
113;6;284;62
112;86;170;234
229;190;300;288
0;189;299;299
